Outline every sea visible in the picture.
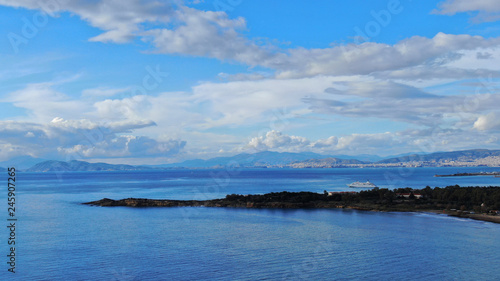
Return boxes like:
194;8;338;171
2;167;500;280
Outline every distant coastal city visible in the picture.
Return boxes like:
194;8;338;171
5;149;500;172
287;156;500;169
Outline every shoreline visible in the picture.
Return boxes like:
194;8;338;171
84;197;500;225
425;209;500;224
434;172;500;177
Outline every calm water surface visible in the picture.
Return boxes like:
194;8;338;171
2;167;500;280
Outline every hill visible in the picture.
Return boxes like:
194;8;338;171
23;149;500;171
158;151;334;168
26;160;154;172
377;149;500;164
288;157;367;168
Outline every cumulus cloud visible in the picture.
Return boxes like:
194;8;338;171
246;130;400;155
474;112;500;131
3;1;500;80
0;143;30;162
306;79;500;128
142;6;277;65
5;82;89;122
93;95;152;121
245;129;500;156
272;33;500;78
2;1;500;160
5;73;498;160
0;0;276;65
0;0;176;43
58;135;186;158
248;131;310;152
434;0;500;22
189;76;339;128
0;118;185;161
444;48;500;72
246;131;398;155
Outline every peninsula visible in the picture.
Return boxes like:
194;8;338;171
434;172;500;177
84;185;500;224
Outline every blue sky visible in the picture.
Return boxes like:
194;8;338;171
1;0;500;164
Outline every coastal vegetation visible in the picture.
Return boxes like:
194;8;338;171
85;185;500;223
434;172;500;177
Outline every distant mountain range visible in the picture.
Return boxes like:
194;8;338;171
26;160;152;172
15;149;500;172
156;151;334;168
376;149;500;164
288;157;367;168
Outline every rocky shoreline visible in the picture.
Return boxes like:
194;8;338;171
84;197;378;210
434;172;500;177
83;188;500;224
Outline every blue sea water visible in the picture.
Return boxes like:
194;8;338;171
2;167;500;280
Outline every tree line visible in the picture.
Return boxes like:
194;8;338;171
224;185;500;212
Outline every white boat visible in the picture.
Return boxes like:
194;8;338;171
347;180;377;188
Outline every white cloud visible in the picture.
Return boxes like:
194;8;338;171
3;72;499;161
0;0;275;64
445;47;500;71
189;76;342;128
435;0;500;22
82;87;130;98
246;130;400;155
0;118;185;161
3;1;499;81
0;142;32;162
305;79;500;128
93;95;152;121
2;0;500;160
245;129;500;156
325;80;435;99
57;135;185;158
474;112;500;131
271;33;500;79
4;82;88;122
0;0;177;43
142;7;276;65
248;131;310;152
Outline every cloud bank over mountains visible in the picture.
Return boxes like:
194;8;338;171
1;0;500;163
0;117;185;161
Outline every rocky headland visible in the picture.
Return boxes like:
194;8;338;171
84;186;500;224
